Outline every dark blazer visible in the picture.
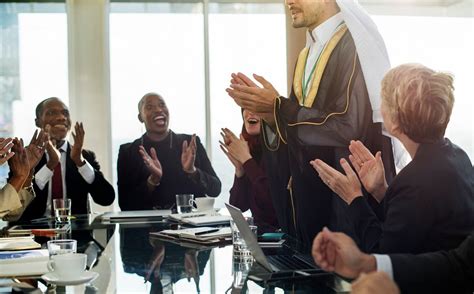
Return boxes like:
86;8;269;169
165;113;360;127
390;233;474;294
18;144;115;221
348;138;474;254
117;132;221;211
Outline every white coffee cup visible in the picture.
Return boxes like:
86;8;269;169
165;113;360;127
47;253;87;280
192;197;215;212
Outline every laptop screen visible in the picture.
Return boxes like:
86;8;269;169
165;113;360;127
225;203;273;272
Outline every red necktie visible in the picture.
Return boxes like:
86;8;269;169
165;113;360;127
51;162;63;200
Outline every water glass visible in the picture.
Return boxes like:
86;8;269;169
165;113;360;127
232;258;253;289
230;217;257;260
47;239;77;256
176;194;194;213
53;199;71;222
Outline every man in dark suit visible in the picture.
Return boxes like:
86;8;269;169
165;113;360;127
312;228;474;294
17;97;115;221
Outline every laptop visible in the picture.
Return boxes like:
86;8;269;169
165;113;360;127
101;210;171;223
225;203;327;280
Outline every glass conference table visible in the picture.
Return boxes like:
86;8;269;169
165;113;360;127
1;214;350;293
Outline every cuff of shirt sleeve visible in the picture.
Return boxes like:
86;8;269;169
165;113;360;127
78;160;95;184
35;165;54;190
373;254;394;280
1;183;22;212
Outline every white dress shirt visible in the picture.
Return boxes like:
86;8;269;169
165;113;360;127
35;141;95;216
374;254;394;279
303;12;344;97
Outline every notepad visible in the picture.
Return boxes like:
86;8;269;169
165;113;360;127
0;236;41;251
0;249;49;277
151;227;231;245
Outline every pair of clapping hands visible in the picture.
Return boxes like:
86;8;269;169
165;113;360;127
43;122;86;171
0;130;48;188
312;227;400;294
310;140;389;205
219;128;252;178
139;135;198;186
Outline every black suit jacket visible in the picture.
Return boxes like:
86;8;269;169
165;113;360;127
390;233;474;294
348;138;474;254
18;144;115;221
117;132;221;211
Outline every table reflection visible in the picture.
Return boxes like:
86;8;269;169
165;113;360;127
119;226;211;293
1;216;348;293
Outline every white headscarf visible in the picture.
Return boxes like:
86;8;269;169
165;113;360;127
336;0;410;169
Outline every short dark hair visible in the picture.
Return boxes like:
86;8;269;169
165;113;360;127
138;92;162;113
35;97;61;119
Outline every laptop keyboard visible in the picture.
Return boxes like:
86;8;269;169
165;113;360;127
267;254;316;271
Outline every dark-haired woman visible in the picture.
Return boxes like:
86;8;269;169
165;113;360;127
221;110;278;233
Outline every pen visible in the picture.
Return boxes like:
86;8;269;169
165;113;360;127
195;228;220;235
31;217;53;223
181;213;207;219
31;216;76;223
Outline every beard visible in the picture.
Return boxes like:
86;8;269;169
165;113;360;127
291;15;307;28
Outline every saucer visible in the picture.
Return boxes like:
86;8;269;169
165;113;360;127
42;271;99;286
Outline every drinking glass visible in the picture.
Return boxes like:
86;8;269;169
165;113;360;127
232;258;253;290
176;194;194;214
53;199;71;222
230;217;257;260
47;239;77;256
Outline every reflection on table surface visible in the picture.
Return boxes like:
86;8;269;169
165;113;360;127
1;214;350;293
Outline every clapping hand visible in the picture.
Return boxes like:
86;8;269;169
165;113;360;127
310;158;363;205
71;122;85;167
230;74;276;125
226;73;279;114
139;146;163;185
25;129;48;170
44;124;61;171
220;127;254;177
9;138;30;182
312;227;375;279
181;134;197;174
348;140;388;202
0;137;15;165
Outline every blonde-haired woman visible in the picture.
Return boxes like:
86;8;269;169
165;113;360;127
311;64;474;254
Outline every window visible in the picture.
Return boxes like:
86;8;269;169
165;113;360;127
374;15;474;161
0;3;68;186
208;3;287;208
110;2;206;186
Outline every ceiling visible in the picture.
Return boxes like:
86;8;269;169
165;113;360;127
359;0;473;17
359;0;465;6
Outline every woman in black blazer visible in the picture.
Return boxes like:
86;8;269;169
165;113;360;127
311;63;474;254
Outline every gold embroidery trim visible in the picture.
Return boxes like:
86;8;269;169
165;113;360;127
286;176;297;232
288;50;358;127
293;25;348;108
274;96;288;145
261;120;280;152
293;47;309;105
